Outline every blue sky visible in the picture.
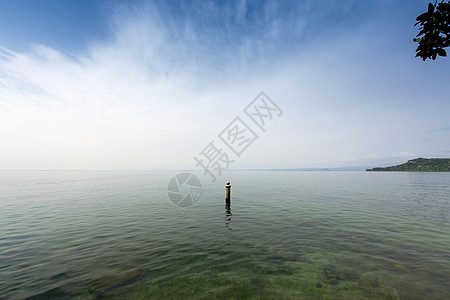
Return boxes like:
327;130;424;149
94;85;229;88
0;0;108;52
0;0;449;170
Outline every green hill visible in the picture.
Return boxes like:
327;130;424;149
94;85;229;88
366;158;450;172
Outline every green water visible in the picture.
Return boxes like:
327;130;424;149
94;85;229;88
0;171;449;299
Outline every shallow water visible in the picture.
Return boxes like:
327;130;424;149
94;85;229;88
0;171;449;299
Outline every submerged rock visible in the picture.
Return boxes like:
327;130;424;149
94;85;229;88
89;269;141;296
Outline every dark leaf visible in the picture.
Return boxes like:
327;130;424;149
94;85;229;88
416;12;429;22
437;48;447;56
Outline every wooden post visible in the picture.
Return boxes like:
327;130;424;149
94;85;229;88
225;181;231;202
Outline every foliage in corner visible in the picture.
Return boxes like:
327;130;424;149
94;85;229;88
414;1;450;61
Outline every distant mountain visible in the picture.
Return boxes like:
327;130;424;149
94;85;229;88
232;167;368;171
233;168;331;171
267;168;331;171
366;158;450;172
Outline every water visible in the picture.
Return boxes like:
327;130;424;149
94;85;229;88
0;171;449;299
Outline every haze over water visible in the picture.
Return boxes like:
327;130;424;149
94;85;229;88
1;171;449;299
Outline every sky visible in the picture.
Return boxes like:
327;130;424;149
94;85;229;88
0;0;449;170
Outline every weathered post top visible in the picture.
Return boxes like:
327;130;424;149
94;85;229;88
225;181;231;201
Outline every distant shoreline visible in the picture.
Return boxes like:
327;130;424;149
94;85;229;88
366;158;450;172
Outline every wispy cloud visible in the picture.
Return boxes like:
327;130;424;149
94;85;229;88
427;126;450;133
0;0;341;169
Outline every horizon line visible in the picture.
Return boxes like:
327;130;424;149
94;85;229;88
0;167;369;172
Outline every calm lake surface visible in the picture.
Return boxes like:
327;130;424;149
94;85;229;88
0;171;449;299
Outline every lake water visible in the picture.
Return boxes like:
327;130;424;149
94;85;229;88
0;171;449;299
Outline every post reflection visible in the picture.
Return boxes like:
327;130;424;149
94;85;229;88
225;200;232;230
